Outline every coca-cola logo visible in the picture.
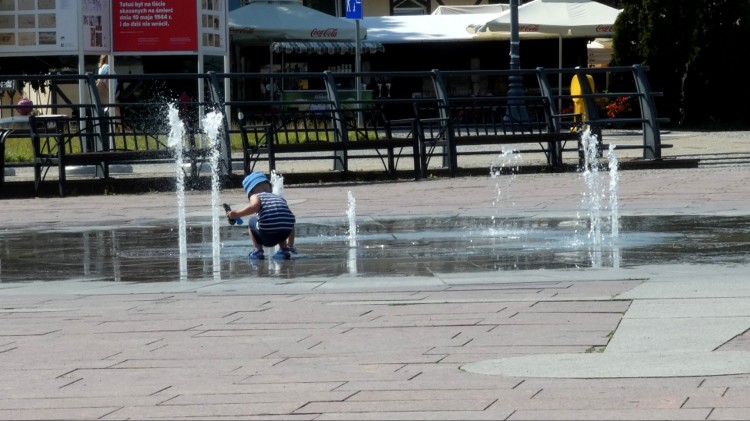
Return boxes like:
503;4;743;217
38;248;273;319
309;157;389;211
311;28;338;38
596;25;614;33
518;24;540;32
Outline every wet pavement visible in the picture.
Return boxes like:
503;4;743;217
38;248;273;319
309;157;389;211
2;215;750;283
1;131;750;419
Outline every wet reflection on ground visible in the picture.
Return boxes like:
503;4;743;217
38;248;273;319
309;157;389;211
1;215;749;283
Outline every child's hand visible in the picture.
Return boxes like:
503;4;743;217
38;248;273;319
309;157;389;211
223;203;237;226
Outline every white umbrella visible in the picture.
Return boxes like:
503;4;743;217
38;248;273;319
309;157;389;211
229;0;362;42
363;13;509;43
467;0;621;38
588;38;613;67
467;0;621;106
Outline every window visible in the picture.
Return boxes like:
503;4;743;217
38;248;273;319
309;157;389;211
392;0;428;15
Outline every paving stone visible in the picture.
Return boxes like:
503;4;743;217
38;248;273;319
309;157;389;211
2;135;750;418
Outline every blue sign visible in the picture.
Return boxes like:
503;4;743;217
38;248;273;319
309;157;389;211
346;0;362;19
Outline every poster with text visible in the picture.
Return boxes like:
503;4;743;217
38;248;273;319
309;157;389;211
113;0;197;52
83;0;111;52
0;0;79;54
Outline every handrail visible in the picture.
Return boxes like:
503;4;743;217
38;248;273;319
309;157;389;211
1;66;666;178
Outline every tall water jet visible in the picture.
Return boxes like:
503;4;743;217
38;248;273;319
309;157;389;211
271;170;284;197
608;144;620;238
489;147;522;230
579;128;624;268
346;191;357;274
167;103;187;280
607;144;621;268
579;127;604;267
346;191;357;246
202;110;224;279
580;127;604;246
269;170;286;257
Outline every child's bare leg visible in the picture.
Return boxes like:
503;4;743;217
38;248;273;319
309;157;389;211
248;228;262;250
279;230;295;249
286;230;295;248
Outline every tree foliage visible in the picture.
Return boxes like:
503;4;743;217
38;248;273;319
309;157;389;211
682;0;750;127
611;0;750;128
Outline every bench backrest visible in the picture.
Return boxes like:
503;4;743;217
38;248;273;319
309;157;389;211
28;115;76;158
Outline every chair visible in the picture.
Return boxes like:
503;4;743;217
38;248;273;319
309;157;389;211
28;115;72;197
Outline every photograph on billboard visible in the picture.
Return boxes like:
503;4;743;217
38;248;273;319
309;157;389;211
83;0;111;52
200;0;226;53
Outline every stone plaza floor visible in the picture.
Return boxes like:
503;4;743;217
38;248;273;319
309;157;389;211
1;130;750;420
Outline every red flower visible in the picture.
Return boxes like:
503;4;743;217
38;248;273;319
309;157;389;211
605;96;632;119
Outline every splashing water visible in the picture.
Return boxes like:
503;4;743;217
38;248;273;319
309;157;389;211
579;128;622;268
580;128;604;246
202;110;224;279
167;103;187;280
269;170;286;257
271;170;284;197
608;144;620;238
346;191;358;274
608;143;621;268
346;191;357;247
489;147;523;229
580;128;605;267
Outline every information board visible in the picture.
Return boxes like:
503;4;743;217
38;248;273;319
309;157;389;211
345;0;362;20
0;0;79;54
113;0;197;52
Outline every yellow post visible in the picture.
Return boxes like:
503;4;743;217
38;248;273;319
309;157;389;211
570;74;595;131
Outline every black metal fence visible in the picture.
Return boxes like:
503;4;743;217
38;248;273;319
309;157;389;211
1;65;664;187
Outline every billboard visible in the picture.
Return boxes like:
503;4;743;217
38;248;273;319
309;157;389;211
0;0;79;54
113;0;198;52
0;0;226;56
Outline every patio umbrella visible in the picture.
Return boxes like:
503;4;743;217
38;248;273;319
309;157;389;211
229;0;362;42
467;0;621;39
466;0;621;105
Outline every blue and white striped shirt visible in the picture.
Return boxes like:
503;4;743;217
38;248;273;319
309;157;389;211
256;192;295;232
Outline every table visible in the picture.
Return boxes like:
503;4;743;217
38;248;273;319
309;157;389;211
0;116;30;196
0;115;66;196
0;115;31;132
281;90;374;110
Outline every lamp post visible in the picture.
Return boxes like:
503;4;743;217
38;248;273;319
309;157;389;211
505;0;528;123
509;0;521;84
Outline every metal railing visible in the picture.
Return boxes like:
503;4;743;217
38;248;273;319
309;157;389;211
1;65;665;179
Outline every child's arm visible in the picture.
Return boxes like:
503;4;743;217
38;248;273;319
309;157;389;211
228;195;261;219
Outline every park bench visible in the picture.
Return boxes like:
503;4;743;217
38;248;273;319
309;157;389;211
239;101;423;179
28;113;206;197
565;66;672;162
412;96;582;177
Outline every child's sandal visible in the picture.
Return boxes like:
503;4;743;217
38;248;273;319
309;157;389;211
248;249;265;260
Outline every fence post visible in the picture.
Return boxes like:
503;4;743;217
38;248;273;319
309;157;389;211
535;67;563;168
207;71;233;177
86;72;107;155
573;66;601;139
324;70;347;172
430;69;454;172
632;65;662;160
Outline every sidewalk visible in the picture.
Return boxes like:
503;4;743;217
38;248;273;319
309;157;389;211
0;131;749;420
2;130;750;199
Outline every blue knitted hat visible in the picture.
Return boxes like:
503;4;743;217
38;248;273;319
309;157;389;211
242;172;268;196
